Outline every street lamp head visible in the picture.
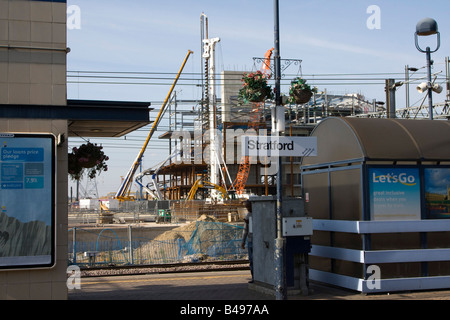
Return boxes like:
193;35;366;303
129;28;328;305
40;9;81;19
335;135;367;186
415;18;440;53
416;18;439;36
413;18;441;120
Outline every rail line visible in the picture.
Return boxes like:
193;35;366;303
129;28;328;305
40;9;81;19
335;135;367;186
78;259;250;277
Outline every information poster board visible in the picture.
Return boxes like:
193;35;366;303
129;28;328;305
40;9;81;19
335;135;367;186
368;167;421;221
424;167;450;219
0;133;55;269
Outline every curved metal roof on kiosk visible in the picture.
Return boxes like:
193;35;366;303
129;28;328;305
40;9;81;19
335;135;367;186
302;117;450;166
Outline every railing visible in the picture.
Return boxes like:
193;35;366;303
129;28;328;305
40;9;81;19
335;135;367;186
350;102;450;120
310;219;450;293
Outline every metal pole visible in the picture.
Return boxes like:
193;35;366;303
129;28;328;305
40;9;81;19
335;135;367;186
426;47;433;120
128;225;133;265
389;79;396;119
446;56;450;102
273;0;286;301
72;227;77;264
405;65;410;108
385;79;390;118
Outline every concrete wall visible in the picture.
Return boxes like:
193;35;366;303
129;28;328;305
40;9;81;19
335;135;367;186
0;0;68;299
0;0;67;105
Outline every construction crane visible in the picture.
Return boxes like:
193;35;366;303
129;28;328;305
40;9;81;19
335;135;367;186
232;48;274;196
134;149;181;200
115;50;193;201
186;179;234;201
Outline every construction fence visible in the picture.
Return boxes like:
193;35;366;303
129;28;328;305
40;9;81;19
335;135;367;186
171;200;246;222
69;199;247;224
68;218;247;267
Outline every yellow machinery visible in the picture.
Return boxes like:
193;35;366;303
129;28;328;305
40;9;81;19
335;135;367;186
115;50;193;201
186;179;233;201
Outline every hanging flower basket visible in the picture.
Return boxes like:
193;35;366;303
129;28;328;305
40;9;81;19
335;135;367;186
241;87;272;103
68;142;109;180
291;89;313;104
238;71;274;104
289;77;317;104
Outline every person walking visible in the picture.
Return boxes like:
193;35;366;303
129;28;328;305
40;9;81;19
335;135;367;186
241;200;253;283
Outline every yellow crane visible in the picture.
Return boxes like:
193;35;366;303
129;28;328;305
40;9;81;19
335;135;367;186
186;179;234;201
115;50;193;200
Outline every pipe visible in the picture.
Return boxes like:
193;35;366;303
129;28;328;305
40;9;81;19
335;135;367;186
0;45;70;53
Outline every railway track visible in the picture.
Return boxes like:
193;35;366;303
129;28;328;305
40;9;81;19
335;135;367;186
78;260;250;277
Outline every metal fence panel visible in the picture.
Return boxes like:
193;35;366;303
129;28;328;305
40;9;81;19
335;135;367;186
68;221;247;267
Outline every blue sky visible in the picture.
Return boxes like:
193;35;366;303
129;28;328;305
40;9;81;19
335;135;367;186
66;0;450;197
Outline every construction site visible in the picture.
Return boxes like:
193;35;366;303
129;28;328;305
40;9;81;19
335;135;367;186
67;14;450;272
62;12;450;300
3;0;450;301
66;16;365;272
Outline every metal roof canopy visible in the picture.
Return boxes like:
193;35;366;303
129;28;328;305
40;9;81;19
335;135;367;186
302;117;450;166
0;99;152;137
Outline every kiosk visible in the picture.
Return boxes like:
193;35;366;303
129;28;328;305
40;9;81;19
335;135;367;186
249;196;312;296
301;117;450;293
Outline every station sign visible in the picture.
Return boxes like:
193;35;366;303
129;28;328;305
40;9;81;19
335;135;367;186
0;133;55;269
242;136;317;157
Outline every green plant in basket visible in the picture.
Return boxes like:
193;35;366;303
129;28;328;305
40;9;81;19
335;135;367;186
238;71;274;104
289;77;317;104
68;142;109;180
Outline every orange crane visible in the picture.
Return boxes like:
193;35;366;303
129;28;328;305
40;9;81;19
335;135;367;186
232;48;273;195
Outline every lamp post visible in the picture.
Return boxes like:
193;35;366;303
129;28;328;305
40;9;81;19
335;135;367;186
273;0;286;301
415;18;440;120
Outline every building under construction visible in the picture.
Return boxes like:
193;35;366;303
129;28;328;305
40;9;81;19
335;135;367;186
138;69;375;202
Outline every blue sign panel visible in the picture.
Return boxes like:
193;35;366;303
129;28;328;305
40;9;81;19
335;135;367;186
1;148;44;162
0;133;55;269
368;167;421;221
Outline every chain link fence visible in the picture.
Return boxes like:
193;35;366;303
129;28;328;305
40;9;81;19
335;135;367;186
68;217;247;267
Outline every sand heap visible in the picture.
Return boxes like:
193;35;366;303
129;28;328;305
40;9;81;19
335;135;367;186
134;214;244;263
153;214;219;242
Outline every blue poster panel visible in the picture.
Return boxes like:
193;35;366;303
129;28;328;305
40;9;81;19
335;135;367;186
424;168;450;219
0;133;55;269
368;167;421;221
